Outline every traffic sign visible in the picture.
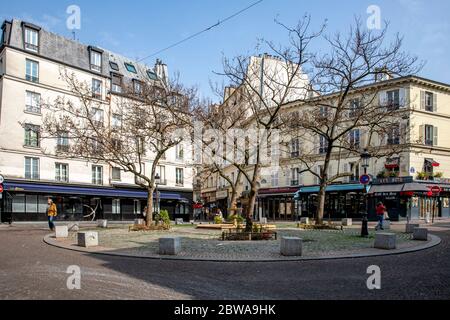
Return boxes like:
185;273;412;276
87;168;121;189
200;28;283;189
0;174;4;184
359;174;371;185
0;184;3;193
430;186;441;195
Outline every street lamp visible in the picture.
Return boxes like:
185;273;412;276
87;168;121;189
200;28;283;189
360;149;371;237
155;173;161;216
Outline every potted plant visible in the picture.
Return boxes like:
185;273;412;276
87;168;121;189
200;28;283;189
416;171;427;180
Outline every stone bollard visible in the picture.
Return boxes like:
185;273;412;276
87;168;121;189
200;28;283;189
97;219;108;228
175;218;184;225
413;228;428;241
55;225;68;239
342;218;352;226
280;237;303;256
77;231;99;248
383;220;391;230
300;217;309;225
159;237;181;255
374;233;396;250
406;223;420;233
134;219;145;226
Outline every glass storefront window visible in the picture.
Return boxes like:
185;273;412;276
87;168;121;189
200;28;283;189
38;196;48;213
26;195;38;213
12;195;25;213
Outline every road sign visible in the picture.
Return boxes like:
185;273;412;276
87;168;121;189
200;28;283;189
0;175;4;184
359;174;371;185
430;186;441;195
0;184;3;193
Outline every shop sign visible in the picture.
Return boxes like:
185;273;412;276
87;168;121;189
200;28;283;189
216;190;228;200
373;176;413;185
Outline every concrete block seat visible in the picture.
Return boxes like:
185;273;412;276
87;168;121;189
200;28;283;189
413;228;428;241
406;223;420;233
77;231;99;248
280;237;302;256
55;225;68;239
159;237;181;255
374;233;396;250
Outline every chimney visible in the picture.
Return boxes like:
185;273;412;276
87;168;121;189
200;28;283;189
154;59;169;85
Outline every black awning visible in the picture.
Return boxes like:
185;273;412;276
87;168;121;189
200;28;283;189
368;184;404;194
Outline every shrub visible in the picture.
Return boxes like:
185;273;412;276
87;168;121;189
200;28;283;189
214;215;223;224
228;214;244;224
158;210;171;229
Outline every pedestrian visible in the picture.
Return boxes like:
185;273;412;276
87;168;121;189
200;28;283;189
375;201;386;231
47;198;57;231
143;206;148;218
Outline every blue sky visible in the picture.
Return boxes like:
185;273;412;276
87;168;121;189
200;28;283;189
2;0;450;101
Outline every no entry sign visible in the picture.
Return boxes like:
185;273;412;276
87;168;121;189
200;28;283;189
430;186;442;195
0;184;3;193
359;174;371;185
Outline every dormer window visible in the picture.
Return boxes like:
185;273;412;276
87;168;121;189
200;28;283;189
111;73;123;93
125;63;137;74
89;47;103;72
109;61;119;71
133;79;142;95
24;27;39;52
147;70;158;81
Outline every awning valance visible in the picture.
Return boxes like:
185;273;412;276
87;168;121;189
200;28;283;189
295;184;366;199
4;181;184;200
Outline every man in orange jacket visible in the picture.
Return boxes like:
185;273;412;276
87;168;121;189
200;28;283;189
47;198;58;231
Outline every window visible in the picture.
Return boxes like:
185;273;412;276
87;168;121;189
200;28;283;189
24;124;40;147
133;80;142;95
112;114;122;129
112;199;121;215
25;157;39;180
349;99;360;118
90;50;102;72
350;162;360;181
125;63;137;73
92;79;102;99
92;165;103;185
424;125;436;146
91;108;104;126
109;61;119;71
55;163;69;182
387;125;400;145
111;73;122;93
176;144;184;160
271;172;279;187
387;89;400;110
319;136;328;154
134;200;141;215
290;138;300;158
26;59;39;83
112;167;121;181
157;165;166;185
147;70;158;80
24;28;39;52
57;131;69;152
291;168;299;186
25;91;41;113
423;91;436;112
176;168;184;186
319;106;329;118
349;129;360;149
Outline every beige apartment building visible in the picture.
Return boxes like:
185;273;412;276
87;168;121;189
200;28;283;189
201;75;450;222
0;19;194;222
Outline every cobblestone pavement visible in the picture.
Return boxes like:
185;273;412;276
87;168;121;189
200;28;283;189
0;222;449;299
50;223;430;261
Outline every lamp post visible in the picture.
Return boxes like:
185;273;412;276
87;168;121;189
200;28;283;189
155;173;161;217
360;149;371;238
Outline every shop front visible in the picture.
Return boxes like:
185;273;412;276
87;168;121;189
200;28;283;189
294;184;368;220
0;180;192;222
367;177;450;221
257;187;299;221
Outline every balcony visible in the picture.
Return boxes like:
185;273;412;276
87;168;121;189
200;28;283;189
291;180;299;186
290;151;299;158
387;138;400;145
56;145;69;153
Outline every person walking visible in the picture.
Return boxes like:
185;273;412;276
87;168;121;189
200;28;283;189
375;201;386;231
47;198;57;231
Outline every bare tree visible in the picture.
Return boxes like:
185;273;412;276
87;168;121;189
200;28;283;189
41;68;195;227
279;19;422;224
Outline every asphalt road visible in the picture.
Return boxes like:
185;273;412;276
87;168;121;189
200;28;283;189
0;223;449;300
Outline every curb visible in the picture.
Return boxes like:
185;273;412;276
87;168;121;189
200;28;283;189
43;233;442;263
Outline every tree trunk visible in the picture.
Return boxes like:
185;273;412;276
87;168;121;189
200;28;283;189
245;183;259;232
228;171;242;218
146;186;155;227
316;184;326;225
